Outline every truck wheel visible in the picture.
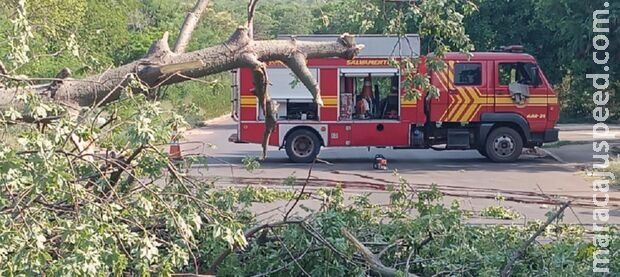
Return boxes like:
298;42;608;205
485;127;523;163
285;129;321;163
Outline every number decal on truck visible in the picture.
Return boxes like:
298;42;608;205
526;113;546;119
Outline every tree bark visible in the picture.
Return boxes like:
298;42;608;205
7;27;362;108
341;228;420;277
247;0;259;39
173;0;211;54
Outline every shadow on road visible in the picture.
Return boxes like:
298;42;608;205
207;152;573;174
199;124;237;130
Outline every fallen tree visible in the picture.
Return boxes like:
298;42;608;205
43;28;362;108
0;0;363;158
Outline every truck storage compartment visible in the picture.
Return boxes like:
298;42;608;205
284;101;318;120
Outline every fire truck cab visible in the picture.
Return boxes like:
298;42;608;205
230;35;559;163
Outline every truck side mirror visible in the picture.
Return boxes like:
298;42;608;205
509;82;530;105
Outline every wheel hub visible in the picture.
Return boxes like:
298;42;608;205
493;135;515;156
292;136;313;157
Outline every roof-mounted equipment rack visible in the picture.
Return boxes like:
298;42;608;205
492;45;525;53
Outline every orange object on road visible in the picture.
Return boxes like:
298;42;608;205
373;154;388;170
169;125;182;160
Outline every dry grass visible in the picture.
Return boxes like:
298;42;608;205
0;125;24;149
611;159;620;186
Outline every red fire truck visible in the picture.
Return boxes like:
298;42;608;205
229;35;560;163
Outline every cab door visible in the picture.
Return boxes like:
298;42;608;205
493;61;548;132
445;61;487;123
428;60;451;122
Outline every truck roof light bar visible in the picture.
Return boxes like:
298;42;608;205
492;45;525;53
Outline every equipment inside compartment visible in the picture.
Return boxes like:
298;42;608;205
339;73;400;121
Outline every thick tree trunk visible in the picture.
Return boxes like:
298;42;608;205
44;27;362;108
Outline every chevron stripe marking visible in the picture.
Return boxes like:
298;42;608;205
436;71;449;91
451;88;470;121
446;91;460;121
458;87;483;121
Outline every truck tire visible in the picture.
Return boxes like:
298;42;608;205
285;129;321;163
484;127;523;163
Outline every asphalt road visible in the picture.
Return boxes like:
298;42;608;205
181;117;620;225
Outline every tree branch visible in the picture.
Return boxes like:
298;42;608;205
250;63;278;160
247;0;260;39
0;5;363;161
20;28;363;108
173;0;210;54
377;239;404;258
208;220;304;274
500;201;571;276
283;50;322;106
341;228;420;277
241;52;277;159
284;158;316;220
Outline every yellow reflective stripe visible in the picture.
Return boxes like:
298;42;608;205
322;96;338;106
240;96;257;106
437;71;449;90
447;61;455;89
459;88;478;122
451;89;470;121
440;108;449;121
449;93;464;121
495;96;548;105
528;98;548;104
401;96;418;105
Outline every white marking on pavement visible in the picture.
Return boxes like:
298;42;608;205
538;148;567;164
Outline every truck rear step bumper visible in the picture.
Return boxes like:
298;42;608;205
228;133;247;143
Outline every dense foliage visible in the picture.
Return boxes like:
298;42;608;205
1;107;618;275
1;96;617;274
214;183;620;276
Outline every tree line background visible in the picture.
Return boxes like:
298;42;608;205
1;0;617;124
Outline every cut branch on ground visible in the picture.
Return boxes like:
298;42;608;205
500;201;571;276
341;228;420;277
